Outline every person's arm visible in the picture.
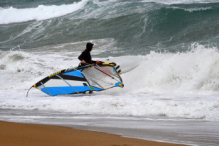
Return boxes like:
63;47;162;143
78;53;83;61
91;60;101;64
78;52;87;64
91;60;96;64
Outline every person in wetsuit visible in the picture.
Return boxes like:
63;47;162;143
78;42;101;65
78;42;101;94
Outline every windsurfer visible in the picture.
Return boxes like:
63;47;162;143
78;42;101;66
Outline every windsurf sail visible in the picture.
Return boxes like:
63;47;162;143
27;62;124;96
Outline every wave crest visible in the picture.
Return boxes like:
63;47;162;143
0;0;87;24
123;44;219;93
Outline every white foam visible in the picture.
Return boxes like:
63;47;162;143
1;43;219;93
0;89;219;121
1;44;219;120
123;44;219;94
0;0;87;24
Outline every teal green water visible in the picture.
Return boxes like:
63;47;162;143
1;0;219;56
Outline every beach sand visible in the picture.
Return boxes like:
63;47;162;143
0;121;187;146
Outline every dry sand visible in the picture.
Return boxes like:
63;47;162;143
0;121;187;146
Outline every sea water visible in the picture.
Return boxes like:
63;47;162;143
1;0;219;145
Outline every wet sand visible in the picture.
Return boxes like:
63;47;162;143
0;121;187;146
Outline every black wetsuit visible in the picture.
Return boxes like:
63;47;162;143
78;42;96;64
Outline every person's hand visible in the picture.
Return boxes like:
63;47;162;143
81;60;86;64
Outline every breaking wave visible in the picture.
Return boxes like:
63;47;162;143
0;0;87;24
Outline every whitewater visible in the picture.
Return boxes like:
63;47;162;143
1;43;219;120
0;0;88;24
1;0;219;145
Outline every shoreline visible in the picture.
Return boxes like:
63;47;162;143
1;109;219;146
0;120;187;146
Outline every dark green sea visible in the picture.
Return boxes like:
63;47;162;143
1;0;219;56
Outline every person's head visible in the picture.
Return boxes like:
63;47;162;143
86;42;94;51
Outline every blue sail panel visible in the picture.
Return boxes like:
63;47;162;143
91;87;102;91
41;86;102;96
63;69;84;78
